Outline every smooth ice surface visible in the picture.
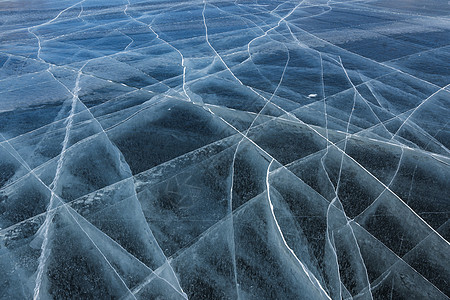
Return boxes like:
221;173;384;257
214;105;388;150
0;0;449;299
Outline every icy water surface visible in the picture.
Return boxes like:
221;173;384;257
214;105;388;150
0;0;449;299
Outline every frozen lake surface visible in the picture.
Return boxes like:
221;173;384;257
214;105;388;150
0;0;449;299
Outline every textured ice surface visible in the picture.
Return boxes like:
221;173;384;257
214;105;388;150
0;0;449;299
